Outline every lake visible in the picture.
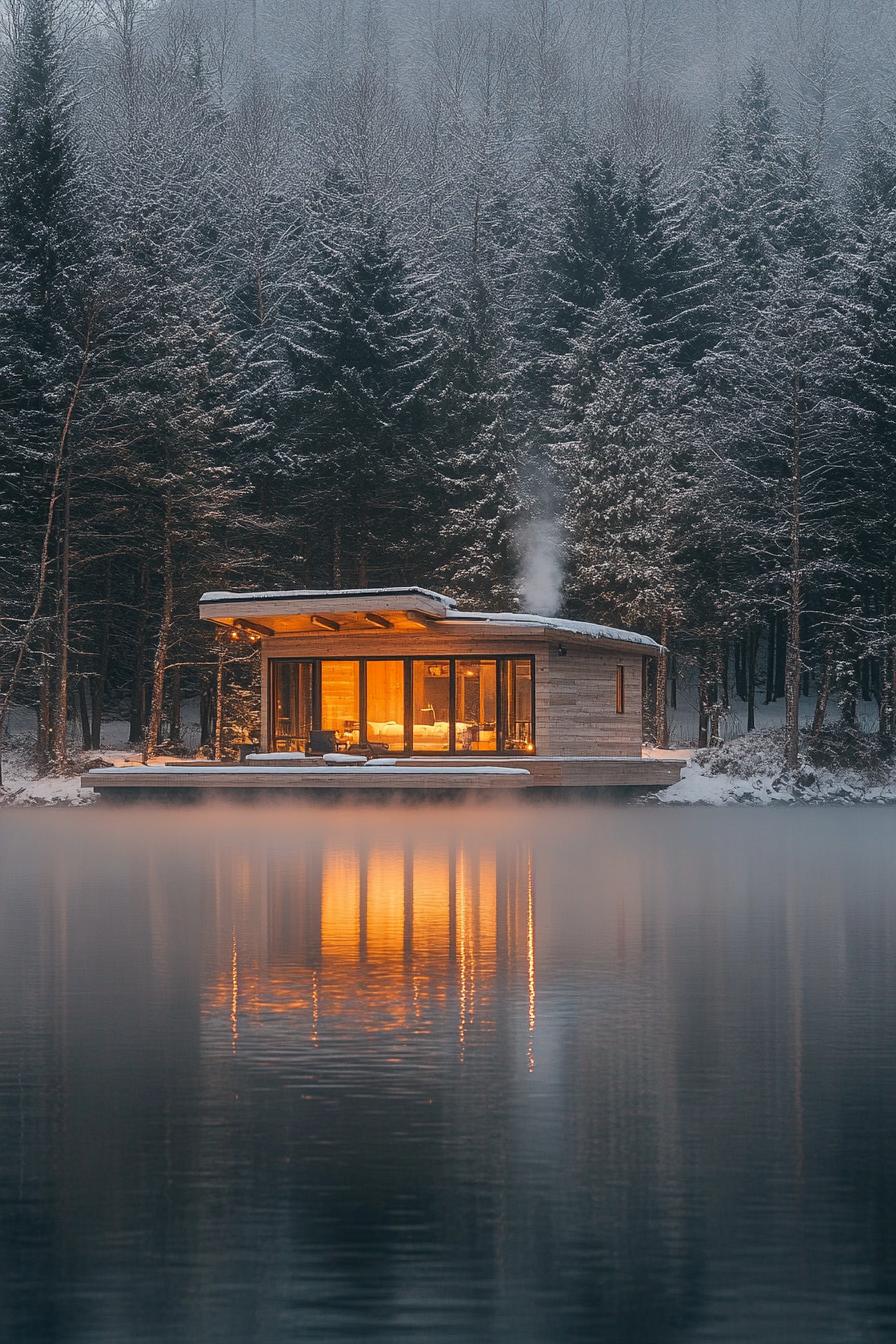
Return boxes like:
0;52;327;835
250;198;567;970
1;802;895;1343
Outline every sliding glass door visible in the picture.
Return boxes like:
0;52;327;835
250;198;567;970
412;660;451;751
365;661;405;752
269;656;535;755
271;660;313;752
454;660;497;752
320;661;360;748
502;659;535;753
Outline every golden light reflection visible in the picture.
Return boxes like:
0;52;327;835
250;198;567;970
230;927;238;1054
203;835;536;1061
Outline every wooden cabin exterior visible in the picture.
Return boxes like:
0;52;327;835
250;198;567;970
198;586;661;762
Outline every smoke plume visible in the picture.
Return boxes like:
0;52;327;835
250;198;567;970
518;518;563;616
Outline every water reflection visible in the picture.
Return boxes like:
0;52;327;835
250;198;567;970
204;834;536;1070
3;804;896;1343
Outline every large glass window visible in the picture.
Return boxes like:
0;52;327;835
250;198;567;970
412;660;452;752
320;661;360;748
271;659;313;751
455;660;497;752
270;655;535;754
365;661;405;753
502;659;535;753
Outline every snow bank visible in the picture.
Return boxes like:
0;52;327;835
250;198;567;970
659;728;896;805
0;750;94;806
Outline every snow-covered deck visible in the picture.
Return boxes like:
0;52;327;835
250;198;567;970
81;754;685;797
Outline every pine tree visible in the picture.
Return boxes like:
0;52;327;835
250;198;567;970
692;252;854;769
695;64;790;321
0;0;93;778
436;272;521;608
270;177;443;586
552;296;690;744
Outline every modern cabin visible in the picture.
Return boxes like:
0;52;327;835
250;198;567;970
198;586;664;773
83;585;686;795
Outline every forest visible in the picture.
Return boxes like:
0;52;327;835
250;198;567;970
2;0;896;776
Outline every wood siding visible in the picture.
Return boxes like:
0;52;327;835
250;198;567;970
258;629;645;758
542;646;644;757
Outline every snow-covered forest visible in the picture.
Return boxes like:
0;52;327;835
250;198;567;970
3;0;896;774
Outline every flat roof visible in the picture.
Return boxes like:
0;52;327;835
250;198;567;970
198;586;661;653
200;586;457;608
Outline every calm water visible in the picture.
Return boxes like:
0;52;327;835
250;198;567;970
1;804;896;1343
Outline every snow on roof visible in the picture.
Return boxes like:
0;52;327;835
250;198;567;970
200;586;458;606
197;586;660;649
446;610;662;651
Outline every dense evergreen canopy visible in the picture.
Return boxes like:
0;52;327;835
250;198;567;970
1;0;895;769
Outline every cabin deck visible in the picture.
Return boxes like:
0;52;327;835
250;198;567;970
81;755;685;797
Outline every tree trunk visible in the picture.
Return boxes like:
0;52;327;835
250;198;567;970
812;647;832;734
0;316;93;788
878;644;893;741
51;453;72;771
747;628;758;732
719;639;730;709
775;610;787;702
200;673;214;748
734;638;747;702
784;371;802;772
214;636;226;760
697;656;709;749
169;666;182;745
655;618;669;749
670;653;677;710
77;670;91;749
37;647;52;767
144;496;174;762
128;562;149;745
708;646;722;746
90;561;112;750
765;608;776;703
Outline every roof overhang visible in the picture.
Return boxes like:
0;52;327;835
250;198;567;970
199;586;456;635
198;587;662;654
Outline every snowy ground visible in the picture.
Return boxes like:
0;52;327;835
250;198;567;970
0;709;188;806
659;728;896;806
3;702;893;808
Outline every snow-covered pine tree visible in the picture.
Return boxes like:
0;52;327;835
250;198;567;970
537;152;635;373
436;271;521;608
842;191;896;739
88;37;251;759
272;175;443;586
692;251;854;769
628;159;718;367
0;0;93;778
552;295;690;746
695;63;790;323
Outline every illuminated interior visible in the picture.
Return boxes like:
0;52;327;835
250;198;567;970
455;659;497;752
320;660;360;744
502;659;535;753
269;656;535;754
271;660;313;752
412;659;451;752
365;660;405;752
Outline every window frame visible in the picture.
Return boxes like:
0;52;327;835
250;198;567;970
615;664;625;715
268;655;536;755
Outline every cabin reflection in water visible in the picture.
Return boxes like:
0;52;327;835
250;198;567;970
204;837;536;1064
